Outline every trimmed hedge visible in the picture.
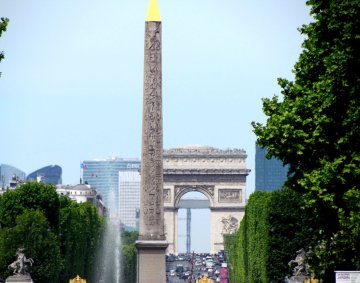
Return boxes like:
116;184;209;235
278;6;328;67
224;189;314;283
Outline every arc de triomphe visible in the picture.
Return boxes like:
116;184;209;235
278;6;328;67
163;146;250;254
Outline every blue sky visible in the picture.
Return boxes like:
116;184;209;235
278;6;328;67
0;0;312;252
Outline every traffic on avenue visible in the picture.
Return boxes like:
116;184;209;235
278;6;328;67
166;252;228;283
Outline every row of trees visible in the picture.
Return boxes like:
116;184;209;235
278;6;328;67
0;182;140;283
225;0;359;282
0;183;104;282
224;189;316;282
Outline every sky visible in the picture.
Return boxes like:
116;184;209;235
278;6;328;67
0;0;312;252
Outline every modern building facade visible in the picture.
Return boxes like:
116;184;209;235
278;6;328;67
27;165;62;185
82;157;141;228
119;171;141;231
0;164;26;189
255;146;289;192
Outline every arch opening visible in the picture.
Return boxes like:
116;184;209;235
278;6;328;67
177;191;210;253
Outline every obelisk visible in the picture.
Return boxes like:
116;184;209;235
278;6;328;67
136;0;168;282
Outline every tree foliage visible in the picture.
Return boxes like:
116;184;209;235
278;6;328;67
224;230;245;283
224;190;317;283
267;189;316;282
0;210;63;282
246;192;271;283
121;230;138;283
58;197;104;282
0;183;104;283
0;182;60;229
0;17;9;77
252;0;360;281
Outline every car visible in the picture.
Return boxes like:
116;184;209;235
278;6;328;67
166;255;175;262
178;272;187;280
206;259;214;268
175;264;184;275
169;270;176;276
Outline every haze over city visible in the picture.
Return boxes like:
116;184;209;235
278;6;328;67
1;0;312;252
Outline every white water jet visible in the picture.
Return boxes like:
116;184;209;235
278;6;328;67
96;188;122;283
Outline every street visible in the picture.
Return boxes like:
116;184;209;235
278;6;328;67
166;253;224;283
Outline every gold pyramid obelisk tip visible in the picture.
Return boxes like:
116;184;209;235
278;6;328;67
146;0;161;22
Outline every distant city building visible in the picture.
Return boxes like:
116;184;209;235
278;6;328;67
82;157;141;228
27;165;62;185
56;184;106;215
119;171;141;231
0;164;26;190
255;146;289;192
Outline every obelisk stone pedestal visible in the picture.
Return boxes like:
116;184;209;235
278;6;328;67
136;240;168;283
5;275;34;283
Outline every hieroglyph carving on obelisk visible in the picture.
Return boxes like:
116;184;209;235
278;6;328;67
139;0;165;241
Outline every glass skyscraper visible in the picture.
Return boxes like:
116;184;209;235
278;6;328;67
255;146;289;192
27;165;62;185
82;157;141;229
0;164;26;189
119;171;141;231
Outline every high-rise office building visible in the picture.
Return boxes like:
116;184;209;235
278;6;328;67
27;165;62;185
82;157;141;229
119;171;141;231
255;146;289;192
0;164;26;189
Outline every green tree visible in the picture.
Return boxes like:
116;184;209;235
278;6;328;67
224;232;244;283
58;196;104;282
224;189;319;282
267;189;316;282
0;182;60;230
252;0;360;281
246;192;271;283
121;230;138;283
0;210;62;282
0;17;9;77
0;183;104;283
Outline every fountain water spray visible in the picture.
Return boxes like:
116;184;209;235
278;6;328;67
96;188;122;283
